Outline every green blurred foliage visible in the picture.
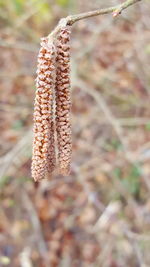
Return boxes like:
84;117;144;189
113;167;122;180
12;0;24;14
104;138;122;152
113;164;141;198
56;0;70;7
145;44;150;54
12;119;24;130
0;176;10;188
0;0;52;25
0;0;76;36
145;122;150;131
123;165;141;197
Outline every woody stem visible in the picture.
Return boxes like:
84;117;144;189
66;0;142;25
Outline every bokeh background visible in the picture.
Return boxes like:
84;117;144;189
0;0;150;266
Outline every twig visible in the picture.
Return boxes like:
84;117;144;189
76;78;133;163
0;129;32;181
93;201;121;231
0;39;37;52
48;0;142;39
22;190;50;267
19;247;33;267
124;230;150;242
66;0;142;25
124;230;146;267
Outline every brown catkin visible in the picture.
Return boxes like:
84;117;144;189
31;37;56;181
55;26;72;175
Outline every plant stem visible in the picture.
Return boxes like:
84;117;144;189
66;0;141;25
48;0;142;39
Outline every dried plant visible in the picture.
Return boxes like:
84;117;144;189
32;22;72;180
55;25;72;175
32;37;56;181
32;0;142;180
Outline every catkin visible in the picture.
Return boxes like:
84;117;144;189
31;37;56;181
55;26;72;175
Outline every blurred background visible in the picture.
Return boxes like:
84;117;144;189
0;0;150;266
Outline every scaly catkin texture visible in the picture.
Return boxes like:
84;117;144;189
55;26;72;175
32;37;56;181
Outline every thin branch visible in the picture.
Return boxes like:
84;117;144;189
49;0;142;39
22;190;50;267
66;0;142;25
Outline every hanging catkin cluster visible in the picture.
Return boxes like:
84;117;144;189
32;22;72;181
